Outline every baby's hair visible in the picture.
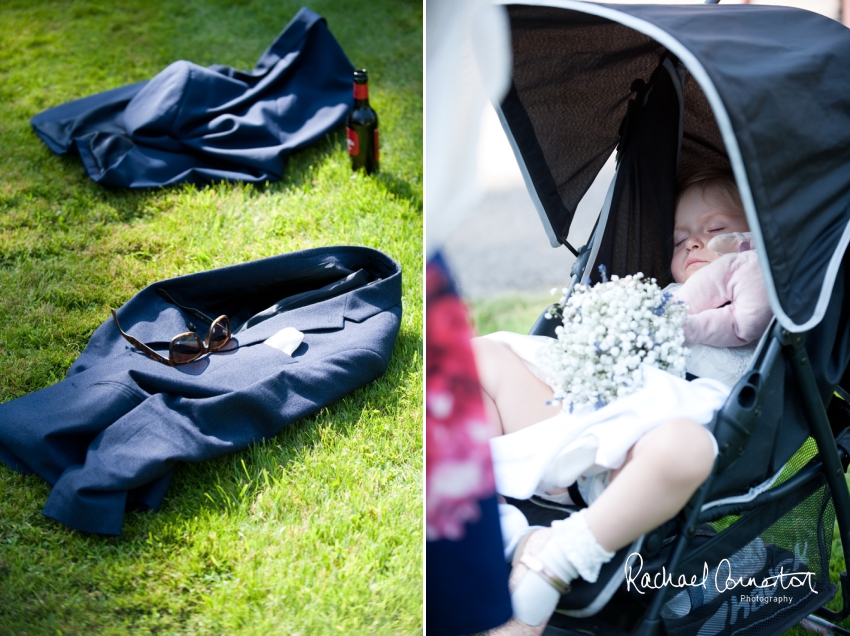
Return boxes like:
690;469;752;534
676;167;745;218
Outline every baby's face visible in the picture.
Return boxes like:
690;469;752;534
671;187;750;283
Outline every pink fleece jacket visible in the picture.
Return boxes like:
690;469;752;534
673;250;772;347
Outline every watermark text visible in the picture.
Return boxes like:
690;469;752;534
624;552;817;597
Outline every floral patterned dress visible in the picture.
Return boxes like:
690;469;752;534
425;253;511;634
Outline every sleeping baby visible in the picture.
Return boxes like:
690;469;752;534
668;169;773;384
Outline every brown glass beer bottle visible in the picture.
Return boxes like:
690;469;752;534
347;69;379;174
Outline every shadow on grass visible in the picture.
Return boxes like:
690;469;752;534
264;128;423;210
10;126;348;230
265;127;350;192
376;171;422;210
9;153;163;226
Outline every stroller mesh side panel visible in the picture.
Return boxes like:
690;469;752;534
709;438;819;534
661;483;836;636
504;6;664;244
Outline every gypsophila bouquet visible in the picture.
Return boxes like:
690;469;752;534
536;268;688;413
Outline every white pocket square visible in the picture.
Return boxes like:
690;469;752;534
264;327;304;355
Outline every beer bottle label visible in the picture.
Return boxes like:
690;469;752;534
374;129;380;162
354;84;368;100
347;128;359;156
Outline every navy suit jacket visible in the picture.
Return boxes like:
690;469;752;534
0;246;402;535
30;8;354;188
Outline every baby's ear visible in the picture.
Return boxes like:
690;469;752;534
707;231;753;255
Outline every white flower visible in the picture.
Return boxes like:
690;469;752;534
536;272;688;412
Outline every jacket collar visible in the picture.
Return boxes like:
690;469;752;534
104;246;401;351
233;294;347;347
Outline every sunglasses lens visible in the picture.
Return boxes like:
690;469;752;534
209;318;230;350
171;333;202;364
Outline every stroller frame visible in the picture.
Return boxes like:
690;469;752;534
628;321;850;634
527;211;850;636
493;2;850;634
517;317;850;636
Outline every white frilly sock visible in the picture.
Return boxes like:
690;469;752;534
512;510;616;626
546;509;616;584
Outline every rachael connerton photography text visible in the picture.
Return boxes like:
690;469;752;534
624;552;817;597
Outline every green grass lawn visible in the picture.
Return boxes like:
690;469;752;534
0;0;422;633
468;291;555;338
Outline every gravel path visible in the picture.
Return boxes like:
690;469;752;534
441;163;612;300
441;188;574;299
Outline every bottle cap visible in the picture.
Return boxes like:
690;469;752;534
354;69;368;84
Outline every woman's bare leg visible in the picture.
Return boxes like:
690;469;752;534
471;336;561;437
584;417;716;552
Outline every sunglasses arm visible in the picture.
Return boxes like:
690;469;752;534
111;310;175;366
156;288;217;325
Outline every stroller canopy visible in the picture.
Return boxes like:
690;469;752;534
497;1;850;333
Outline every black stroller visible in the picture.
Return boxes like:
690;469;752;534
492;2;850;635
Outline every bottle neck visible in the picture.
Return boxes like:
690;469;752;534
354;82;369;106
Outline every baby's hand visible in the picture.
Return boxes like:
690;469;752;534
707;231;753;255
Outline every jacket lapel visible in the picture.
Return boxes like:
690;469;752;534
232;294;346;348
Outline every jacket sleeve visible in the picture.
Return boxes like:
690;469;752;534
41;343;392;536
673;251;772;348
